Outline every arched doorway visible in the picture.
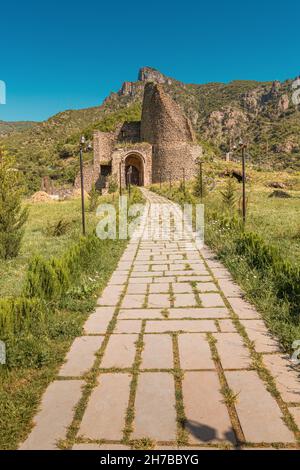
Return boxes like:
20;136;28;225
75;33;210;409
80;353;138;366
125;153;144;186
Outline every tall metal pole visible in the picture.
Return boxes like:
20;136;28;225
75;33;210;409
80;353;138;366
241;145;246;224
182;167;185;193
169;172;172;190
79;143;86;236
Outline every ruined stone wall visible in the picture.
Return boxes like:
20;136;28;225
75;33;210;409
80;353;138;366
74;164;94;192
93;130;115;174
116;121;140;143
152;143;201;183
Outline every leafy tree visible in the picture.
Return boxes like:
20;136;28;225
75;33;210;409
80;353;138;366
0;148;28;259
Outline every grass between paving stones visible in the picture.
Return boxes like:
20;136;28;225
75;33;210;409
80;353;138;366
206;333;244;449
172;333;188;446
203;256;300;447
124;320;146;445
60;307;124;448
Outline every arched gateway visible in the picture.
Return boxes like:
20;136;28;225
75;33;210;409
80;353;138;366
125;153;144;186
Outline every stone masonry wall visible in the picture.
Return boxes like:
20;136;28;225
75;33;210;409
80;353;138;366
93;130;115;175
152;143;201;183
140;82;201;182
140;83;196;145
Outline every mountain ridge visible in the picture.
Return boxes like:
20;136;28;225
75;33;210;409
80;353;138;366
1;66;300;191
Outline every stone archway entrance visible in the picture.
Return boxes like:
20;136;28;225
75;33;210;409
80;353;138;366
125;153;144;186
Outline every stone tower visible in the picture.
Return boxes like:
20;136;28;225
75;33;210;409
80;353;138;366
80;78;202;192
140;82;200;183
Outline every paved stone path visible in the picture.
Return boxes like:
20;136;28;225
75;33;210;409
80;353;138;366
20;189;300;450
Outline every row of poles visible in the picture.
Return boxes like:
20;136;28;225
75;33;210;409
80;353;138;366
156;139;247;223
78;136;247;236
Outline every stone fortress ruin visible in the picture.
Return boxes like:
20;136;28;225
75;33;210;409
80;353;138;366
81;81;202;191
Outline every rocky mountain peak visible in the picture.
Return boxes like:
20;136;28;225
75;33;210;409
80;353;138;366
138;66;173;85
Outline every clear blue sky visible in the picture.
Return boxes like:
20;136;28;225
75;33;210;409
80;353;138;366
1;0;299;122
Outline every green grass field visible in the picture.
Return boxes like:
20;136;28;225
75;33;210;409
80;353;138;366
0;191;135;449
0;195;117;297
205;186;300;264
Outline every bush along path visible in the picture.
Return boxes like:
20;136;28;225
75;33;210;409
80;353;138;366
19;189;300;450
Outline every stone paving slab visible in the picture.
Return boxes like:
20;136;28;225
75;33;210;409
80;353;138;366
101;334;138;369
20;380;84;450
172;283;193;293
218;319;237;332
128;277;154;284
114;320;142;334
177;275;213;283
148;293;171;308
84;307;115;334
169;307;229;319
127;283;148;294
145;319;217;333
262;354;300;403
240;319;279;353
78;374;131;441
121;294;145;309
174;293;197;308
210;268;232;279
195;282;218;292
183;371;236;444
97;285;124;306
109;274;128;285
141;334;174;369
178;334;214;369
119;308;164;319
154;276;176;283
213;333;252;369
199;293;226;307
132;372;177;441
149;283;170;293
59;336;104;377
72;444;131;450
225;371;295;443
218;279;243;298
227;297;260;319
131;271;163;277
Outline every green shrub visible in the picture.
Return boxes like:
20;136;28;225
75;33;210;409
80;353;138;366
23;255;60;300
23;234;102;302
50;258;70;292
0;148;28;259
220;177;238;212
0;297;46;338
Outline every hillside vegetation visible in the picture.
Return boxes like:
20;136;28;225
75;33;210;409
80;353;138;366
1;67;299;192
